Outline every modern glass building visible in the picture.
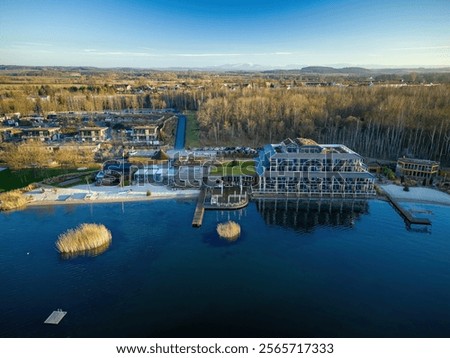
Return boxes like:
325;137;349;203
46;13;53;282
254;138;376;197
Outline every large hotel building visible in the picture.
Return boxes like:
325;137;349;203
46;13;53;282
254;138;376;197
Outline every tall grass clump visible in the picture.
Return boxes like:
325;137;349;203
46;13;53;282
217;221;241;242
56;223;112;255
0;190;31;211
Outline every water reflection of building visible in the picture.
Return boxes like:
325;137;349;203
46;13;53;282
255;198;368;232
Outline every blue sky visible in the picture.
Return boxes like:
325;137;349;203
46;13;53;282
0;0;448;68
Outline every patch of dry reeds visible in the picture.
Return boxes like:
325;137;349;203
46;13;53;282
56;223;112;255
217;220;241;241
0;190;31;211
59;242;111;259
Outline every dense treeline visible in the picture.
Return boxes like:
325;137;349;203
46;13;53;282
196;86;450;165
0;90;156;114
1;69;449;165
2;141;95;170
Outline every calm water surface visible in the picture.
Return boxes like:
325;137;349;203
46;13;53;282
0;198;449;337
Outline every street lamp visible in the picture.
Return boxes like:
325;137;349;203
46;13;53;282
122;151;125;188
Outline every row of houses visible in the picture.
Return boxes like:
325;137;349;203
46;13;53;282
0;125;159;144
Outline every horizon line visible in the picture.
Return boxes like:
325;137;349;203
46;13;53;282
1;63;450;71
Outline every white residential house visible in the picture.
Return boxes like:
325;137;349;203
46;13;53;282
131;125;159;145
21;127;61;142
78;127;108;142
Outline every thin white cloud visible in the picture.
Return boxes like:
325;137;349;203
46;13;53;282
391;45;450;51
83;49;159;57
175;51;295;57
175;53;242;57
12;42;53;48
80;49;296;58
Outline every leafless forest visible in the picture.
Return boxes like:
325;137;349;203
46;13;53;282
195;86;450;165
1;68;449;165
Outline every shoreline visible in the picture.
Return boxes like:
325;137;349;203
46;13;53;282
21;182;450;209
25;183;200;208
27;192;199;207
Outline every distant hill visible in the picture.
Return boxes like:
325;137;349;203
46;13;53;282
1;64;449;76
301;66;342;74
263;66;450;77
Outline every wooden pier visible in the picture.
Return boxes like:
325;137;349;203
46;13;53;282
192;187;207;227
385;192;431;225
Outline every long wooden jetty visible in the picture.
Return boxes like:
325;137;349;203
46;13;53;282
192;187;207;227
385;192;431;225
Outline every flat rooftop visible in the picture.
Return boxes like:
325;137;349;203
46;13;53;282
398;157;439;165
271;143;357;155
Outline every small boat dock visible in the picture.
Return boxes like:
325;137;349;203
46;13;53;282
192;187;207;227
192;186;249;227
385;192;431;226
204;192;249;210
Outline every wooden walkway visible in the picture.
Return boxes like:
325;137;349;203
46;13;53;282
385;192;431;225
44;309;67;325
192;187;207;227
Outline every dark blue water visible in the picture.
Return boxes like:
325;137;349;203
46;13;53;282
174;115;186;150
1;199;449;338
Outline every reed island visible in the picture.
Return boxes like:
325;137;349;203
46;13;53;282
217;221;241;241
56;223;112;255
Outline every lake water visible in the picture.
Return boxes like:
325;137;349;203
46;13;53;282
0;198;449;338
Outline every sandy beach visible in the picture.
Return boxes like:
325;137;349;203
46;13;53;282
25;182;450;207
27;183;200;206
380;184;450;206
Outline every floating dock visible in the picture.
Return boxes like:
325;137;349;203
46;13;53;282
44;309;67;325
204;193;249;210
385;192;431;225
192;187;207;227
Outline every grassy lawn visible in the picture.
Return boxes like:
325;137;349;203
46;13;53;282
184;111;201;148
0;167;97;192
209;160;256;176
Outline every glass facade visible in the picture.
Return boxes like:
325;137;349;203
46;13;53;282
254;139;376;197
